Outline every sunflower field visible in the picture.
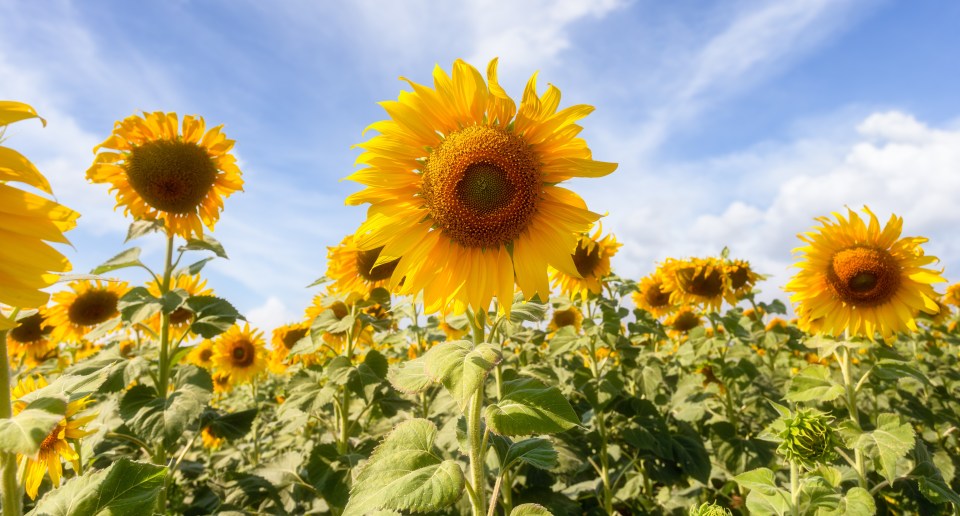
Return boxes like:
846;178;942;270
2;59;960;516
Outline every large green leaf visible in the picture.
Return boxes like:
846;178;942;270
510;504;553;516
187;296;244;338
503;438;558;471
817;487;875;516
734;468;779;496
0;396;66;454
785;365;844;403
423;341;501;412
27;459;166;515
180;233;228;259
119;365;213;446
856;413;915;484
117;287;162;326
388;356;432;394
90;247;145;275
484;378;580;436
343;418;465;516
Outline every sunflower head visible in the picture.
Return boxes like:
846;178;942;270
548;306;583;334
551;226;621;302
42;280;128;343
944;283;960;307
662;257;728;312
201;426;224;450
269;322;310;372
689;502;733;516
346;58;615;315
666;306;702;334
776;409;838;470
212;324;266;385
785;207;945;339
725;259;759;301
186;339;215;369
87;112;243;239
633;270;677;318
326;234;402;295
6;313;54;361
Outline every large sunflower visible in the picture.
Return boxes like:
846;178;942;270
633;270;677;318
6;313;55;367
12;376;96;499
42;279;128;343
326;234;401;295
785;207;944;339
0;101;78;316
86;111;243;239
551;225;621;302
346;59;616;314
211;323;267;385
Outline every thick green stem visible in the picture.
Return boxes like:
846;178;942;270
587;335;613;514
1;327;23;516
790;460;801;516
337;314;358;455
468;391;486;516
837;346;867;489
252;380;261;464
155;232;176;514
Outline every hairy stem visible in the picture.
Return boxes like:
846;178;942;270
156;232;176;513
1;326;23;516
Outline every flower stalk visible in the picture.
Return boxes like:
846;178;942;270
1;325;23;516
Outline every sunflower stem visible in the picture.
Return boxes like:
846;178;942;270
251;379;261;465
837;345;867;489
790;460;801;516
1;327;23;516
587;333;614;514
466;308;487;516
156;231;176;514
337;312;358;455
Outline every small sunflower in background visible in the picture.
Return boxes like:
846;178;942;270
724;258;760;302
42;279;128;343
268;322;310;372
0;101;79;316
201;426;224;450
785;206;944;340
146;272;213;334
665;306;702;335
326;234;401;296
551;226;621;302
943;282;960;308
211;371;233;395
212;323;266;385
633;270;677;318
6;313;55;367
12;376;96;499
346;58;616;314
86;111;243;239
662;257;729;312
548;305;583;334
438;314;469;341
186;339;215;369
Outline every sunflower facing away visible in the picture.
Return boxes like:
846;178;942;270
86;111;243;239
633;270;677;318
12;376;96;499
551;225;622;302
0;101;78;318
212;323;267;385
346;58;617;314
785;206;944;340
326;234;401;296
42;279;129;343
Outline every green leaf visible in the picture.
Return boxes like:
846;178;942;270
343;419;465;516
180;233;228;259
734;468;779;496
872;361;931;386
510;299;547;323
423;341;502;412
27;458;166;516
388;356;432;394
187;296;244;338
856;413;916;484
161;289;188;314
744;489;790;516
203;408;258;440
364;349;389;379
0;396;67;454
910;439;960;506
484;377;580;436
817;487;875;516
785;365;845;403
117;287;162;326
510;503;553;516
120;365;213;447
90;247;145;275
124;219;165;242
504;438;558;471
175;256;215;277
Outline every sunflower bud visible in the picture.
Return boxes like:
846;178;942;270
689;502;732;516
776;409;838;469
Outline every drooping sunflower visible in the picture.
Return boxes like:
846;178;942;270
724;259;760;301
551;225;621;302
548;306;583;334
346;58;616;315
326;234;401;295
661;257;729;312
6;313;55;367
42;279;128;343
12;376;96;499
86;111;243;239
0;101;79;316
212;324;266;385
785;206;944;340
633;270;677;318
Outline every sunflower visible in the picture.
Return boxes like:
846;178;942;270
724;259;759;301
86;111;243;239
212;324;266;385
201;426;224;450
944;283;960;308
186;339;215;369
661;257;728;312
6;313;55;367
346;58;616;315
633;270;677;318
551;225;621;302
785;207;944;340
42;279;128;343
12;376;96;499
211;371;233;394
268;322;310;372
0;101;78;315
548;306;583;334
146;272;213;334
326;234;401;295
665;306;702;335
438;314;469;341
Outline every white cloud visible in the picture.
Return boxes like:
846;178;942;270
246;296;296;334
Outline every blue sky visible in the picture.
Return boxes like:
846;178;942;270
3;0;959;329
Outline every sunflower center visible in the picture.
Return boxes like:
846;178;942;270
672;311;701;332
573;241;602;278
644;283;671;308
330;301;349;320
422;125;541;248
282;328;309;350
230;339;255;367
10;314;49;344
827;246;901;306
553;309;578;328
170;307;194;325
125;140;217;214
39;422;63;451
355;247;400;282
67;289;119;326
728;266;750;289
199;347;213;363
678;267;725;298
